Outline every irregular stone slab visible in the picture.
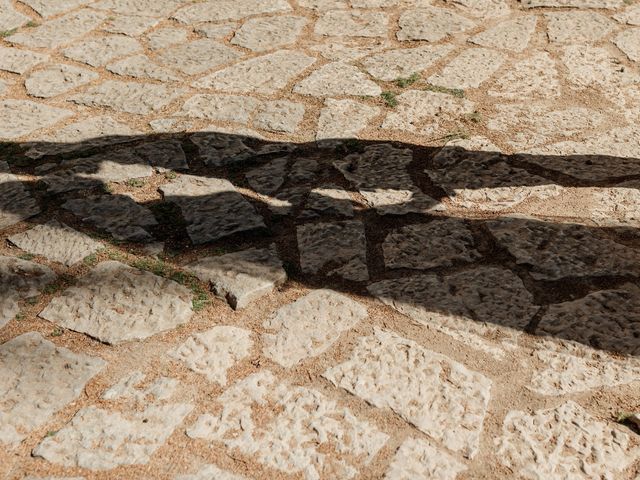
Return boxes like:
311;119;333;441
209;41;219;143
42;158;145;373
25;116;138;159
158;39;241;75
383;219;480;270
63;195;157;242
194;23;235;39
263;289;367;367
0;0;29;31
521;0;623;8
585;187;640;227
135;140;188;172
70;80;184;115
160;175;265;244
614;28;640;62
92;0;183;17
469;16;536;52
488;52;560;99
487;217;640;280
362;45;453;81
315;10;388;37
18;0;92;17
8;221;102;266
194;50;315;94
0;256;55;328
6;10;107;49
231;15;307;51
103;14;160;36
246;157;288;195
187;371;388;480
253;100;305;134
42;150;152;194
546;12;614;44
397;7;476;41
0;161;40;230
615;4;640;25
496;402;639;479
102;371;178;402
452;0;511;18
33;403;193;470
171;326;252;385
186;246;285;309
146;27;187;50
63;35;142;67
301;185;354;218
0;46;48;74
39;261;193;344
335;143;444;214
381;90;475;136
384;438;467;480
316;99;379;143
311;41;390;62
25;63;98;98
176;465;247;480
190;132;255;167
173;0;291;23
297;220;369;281
429;48;505;89
298;0;348;9
325;328;491;458
180;94;261;123
562;45;633;88
537;285;640;357
0;332;105;446
0;99;73;140
294;62;381;97
107;54;180;82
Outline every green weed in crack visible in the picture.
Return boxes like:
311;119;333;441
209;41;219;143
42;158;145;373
424;84;465;98
381;91;398;107
395;73;420;88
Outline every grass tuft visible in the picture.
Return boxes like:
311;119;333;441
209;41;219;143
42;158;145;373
381;91;398;107
424;84;465;98
395;73;420;88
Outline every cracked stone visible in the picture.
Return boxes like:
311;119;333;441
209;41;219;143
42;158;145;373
316;99;379;143
0;99;73;140
397;7;476;42
246;157;288;195
452;0;511;18
429;48;505;89
469;16;536;52
25;64;98;98
107;55;181;82
158;39;241;75
384;438;467;480
0;161;40;230
315;10;388;37
263;289;367;367
615;4;640;25
294;62;381;97
545;11;614;44
231;15;307;51
0;46;48;74
362;44;453;81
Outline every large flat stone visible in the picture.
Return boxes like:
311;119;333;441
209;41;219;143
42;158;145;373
488;52;560;99
316;99;379;142
469;16;536;52
315;10;388;37
39;261;193;344
614;28;640;62
362;45;453;81
521;0;623;8
180;94;262;123
0;161;40;230
158;39;241;75
19;0;93;17
397;7;476;41
428;48;505;89
231;15;307;51
92;0;183;17
0;46;48;74
173;0;291;23
189;132;255;167
0;100;73;140
0;332;105;446
294;62;381;97
63;35;142;67
176;465;247;480
106;54;180;82
0;0;29;31
545;11;614;44
384;438;467;480
25;64;98;98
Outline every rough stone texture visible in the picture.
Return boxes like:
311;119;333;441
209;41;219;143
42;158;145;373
521;0;623;8
33;403;193;469
39;261;193;344
0;0;29;31
63;35;142;67
263;289;367;367
101;371;178;402
25;64;98;98
0;99;72;140
488;52;560;99
103;14;160;36
190;131;255;167
187;371;388;480
453;0;511;18
0;161;40;230
253;100;305;134
0;332;105;446
496;402;639;479
107;55;181;82
180;94;261;123
301;185;354;218
316;99;379;142
160;175;265;244
170;326;253;385
19;0;93;17
325;329;492;458
397;7;476;41
315;10;388;37
297;220;369;281
232;16;307;51
487;217;640;280
0;46;48;74
195;50;315;94
429;48;505;89
545;12;614;44
70;81;183;115
195;23;236;39
383;219;480;270
135;140;188;171
362;44;453;81
63;194;157;242
175;465;247;480
335;143;443;214
468;16;536;52
158;39;241;75
185;245;286;309
614;28;640;62
146;27;187;50
6;10;107;49
294;62;381;97
562;45;633;88
8;221;102;266
384;438;467;480
92;0;183;17
173;0;292;23
615;4;640;25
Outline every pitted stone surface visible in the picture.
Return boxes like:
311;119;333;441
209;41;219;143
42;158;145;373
173;0;292;23
325;329;491;458
185;245;286;309
429;48;505;89
384;438;467;480
383;219;480;270
616;4;640;25
176;465;247;480
39;261;193;344
21;0;94;17
190;132;255;166
335;143;443;214
253;100;305;134
316;99;379;142
0;46;48;74
294;62;381;97
93;0;182;17
301;185;355;218
146;27;188;50
397;7;476;42
521;0;623;8
158;39;241;75
196;50;315;94
315;10;388;37
160;175;265;244
0;161;40;230
614;28;640;62
8;221;102;266
181;94;261;123
297;220;369;281
101;371;179;402
107;55;181;82
263;289;367;367
496;402;639;479
545;11;614;44
103;14;160;36
187;371;388;480
195;23;236;39
562;45;633;88
231;16;307;51
0;0;29;31
453;0;511;18
171;326;252;385
63;35;142;67
468;16;536;52
25;64;98;98
362;45;453;81
488;52;560;99
0;332;105;446
0;99;73;140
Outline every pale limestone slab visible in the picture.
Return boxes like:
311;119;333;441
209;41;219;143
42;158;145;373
428;48;505;89
0;46;48;74
614;28;640;62
545;11;615;44
20;0;95;17
231;15;307;51
103;14;160;36
315;10;388;37
488;52;560;99
91;0;183;17
0;100;73;140
469;16;536;52
294;62;381;97
173;0;291;23
0;0;29;31
175;465;247;480
362;44;453;81
316;98;379;142
253;100;305;134
63;35;142;67
384;438;467;480
397;7;476;41
180;94;261;123
25;64;98;98
158;39;241;75
107;55;181;82
146;27;188;50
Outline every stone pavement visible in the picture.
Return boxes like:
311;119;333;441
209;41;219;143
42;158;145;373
1;0;640;478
